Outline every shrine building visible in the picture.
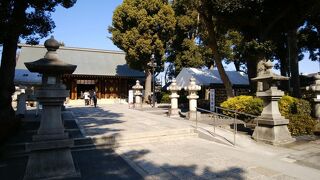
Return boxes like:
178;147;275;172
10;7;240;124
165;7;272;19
15;44;145;100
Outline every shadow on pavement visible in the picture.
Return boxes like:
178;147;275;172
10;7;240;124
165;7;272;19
120;149;246;179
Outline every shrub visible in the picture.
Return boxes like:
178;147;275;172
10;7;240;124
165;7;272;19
295;98;312;116
278;96;316;136
160;92;170;103
220;95;317;136
220;95;264;116
278;95;296;117
287;114;317;136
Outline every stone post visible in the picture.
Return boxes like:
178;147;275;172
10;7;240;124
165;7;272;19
16;88;27;117
167;78;181;117
24;37;79;179
185;77;201;120
251;60;295;145
306;73;320;120
132;80;143;109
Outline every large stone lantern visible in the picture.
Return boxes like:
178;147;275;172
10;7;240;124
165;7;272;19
24;36;79;179
167;78;181;117
132;80;143;108
251;60;294;145
185;77;201;120
306;73;320;120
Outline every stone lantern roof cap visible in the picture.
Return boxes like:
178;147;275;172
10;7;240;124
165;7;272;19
132;80;143;90
167;78;181;91
251;60;289;82
44;36;60;51
185;77;201;91
24;36;77;75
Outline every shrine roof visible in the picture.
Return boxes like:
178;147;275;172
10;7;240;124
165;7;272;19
15;44;145;78
176;68;249;88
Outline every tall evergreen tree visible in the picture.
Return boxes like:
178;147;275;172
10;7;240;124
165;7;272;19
109;0;176;103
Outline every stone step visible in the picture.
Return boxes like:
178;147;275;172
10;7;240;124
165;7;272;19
1;128;198;156
90;128;197;148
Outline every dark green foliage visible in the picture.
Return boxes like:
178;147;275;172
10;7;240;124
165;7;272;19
160;92;170;103
295;98;312;116
0;0;76;142
287;114;317;136
109;0;176;71
109;0;176;102
279;96;316;136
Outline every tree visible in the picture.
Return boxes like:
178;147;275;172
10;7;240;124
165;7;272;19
109;0;176;103
0;1;77;124
167;0;213;75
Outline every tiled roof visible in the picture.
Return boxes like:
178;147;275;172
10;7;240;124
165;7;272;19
16;44;145;77
176;68;249;88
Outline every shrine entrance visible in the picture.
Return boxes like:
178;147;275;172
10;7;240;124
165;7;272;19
76;79;96;99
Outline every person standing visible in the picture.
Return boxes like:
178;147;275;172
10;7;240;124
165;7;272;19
89;89;94;105
83;91;90;106
92;91;97;108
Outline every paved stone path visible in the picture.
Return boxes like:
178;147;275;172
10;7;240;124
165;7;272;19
68;103;320;180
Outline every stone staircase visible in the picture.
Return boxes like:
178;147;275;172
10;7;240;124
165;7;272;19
74;128;198;150
1;127;198;157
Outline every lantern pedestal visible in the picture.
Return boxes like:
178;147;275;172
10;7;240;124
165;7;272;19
23;37;79;179
167;79;181;117
185;77;201;121
132;80;143;109
251;60;294;145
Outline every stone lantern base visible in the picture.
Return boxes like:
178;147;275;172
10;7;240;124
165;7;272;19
187;111;201;121
24;140;80;180
252;118;295;145
168;108;180;117
313;98;320;120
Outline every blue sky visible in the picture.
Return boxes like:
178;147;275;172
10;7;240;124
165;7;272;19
38;0;122;50
33;0;319;74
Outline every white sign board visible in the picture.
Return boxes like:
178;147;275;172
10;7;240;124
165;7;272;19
128;90;134;103
210;89;215;112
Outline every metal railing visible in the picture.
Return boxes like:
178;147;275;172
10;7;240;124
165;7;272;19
196;106;259;146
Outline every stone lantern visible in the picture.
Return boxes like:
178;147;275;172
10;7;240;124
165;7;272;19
167;78;181;117
251;60;295;145
306;73;320;120
132;80;143;108
16;87;27;117
185;77;201;120
24;36;79;179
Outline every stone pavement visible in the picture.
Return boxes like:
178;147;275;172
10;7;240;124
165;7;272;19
0;109;142;180
68;103;320;180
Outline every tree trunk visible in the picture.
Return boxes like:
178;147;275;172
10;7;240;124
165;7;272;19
287;29;300;98
234;60;241;72
144;69;152;103
0;1;27;122
279;52;289;92
201;15;234;98
213;52;234;98
246;57;258;93
0;36;19;122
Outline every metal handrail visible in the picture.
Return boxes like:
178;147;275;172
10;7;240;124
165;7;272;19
215;106;258;118
196;107;238;146
196;106;260;146
216;106;260;141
